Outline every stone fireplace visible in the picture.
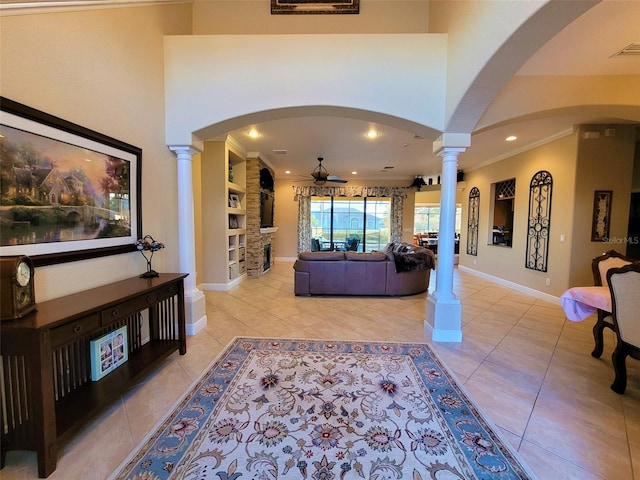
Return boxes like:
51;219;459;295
245;154;276;277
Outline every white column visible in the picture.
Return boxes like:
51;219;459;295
169;145;207;335
426;134;469;342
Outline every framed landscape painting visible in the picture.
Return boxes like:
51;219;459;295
271;0;359;14
0;97;142;266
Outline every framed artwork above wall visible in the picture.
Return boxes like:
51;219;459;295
0;97;142;266
271;0;359;15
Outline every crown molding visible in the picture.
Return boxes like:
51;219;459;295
468;127;574;172
0;0;189;16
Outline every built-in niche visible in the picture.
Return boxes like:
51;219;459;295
260;192;275;228
260;167;274;191
259;167;275;229
489;178;515;247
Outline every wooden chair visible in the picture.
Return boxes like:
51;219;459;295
606;263;640;394
590;250;633;358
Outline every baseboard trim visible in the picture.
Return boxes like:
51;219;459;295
457;265;561;304
199;275;246;291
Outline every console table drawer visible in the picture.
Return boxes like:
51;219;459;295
101;292;158;325
157;282;181;301
50;313;101;347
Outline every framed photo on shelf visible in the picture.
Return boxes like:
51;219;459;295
229;193;240;209
90;326;128;381
591;190;613;241
229;215;239;229
0;97;142;267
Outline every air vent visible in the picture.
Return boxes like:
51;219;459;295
383;166;395;169
611;43;640;57
272;149;288;155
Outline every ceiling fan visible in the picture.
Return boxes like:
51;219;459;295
308;157;348;185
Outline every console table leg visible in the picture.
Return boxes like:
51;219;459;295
37;442;57;478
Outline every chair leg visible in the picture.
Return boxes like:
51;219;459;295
611;345;628;394
591;316;606;358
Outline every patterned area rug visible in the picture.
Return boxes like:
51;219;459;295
111;338;536;479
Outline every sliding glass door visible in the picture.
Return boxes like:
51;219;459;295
310;196;391;252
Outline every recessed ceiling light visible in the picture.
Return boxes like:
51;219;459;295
285;170;291;174
366;129;379;138
351;171;357;175
246;129;260;138
505;135;517;142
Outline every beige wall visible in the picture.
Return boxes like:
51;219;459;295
193;0;430;34
0;5;192;301
569;124;636;286
163;33;447;146
458;133;579;297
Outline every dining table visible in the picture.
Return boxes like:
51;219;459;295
560;286;612;321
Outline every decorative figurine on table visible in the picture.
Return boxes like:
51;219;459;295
135;235;165;278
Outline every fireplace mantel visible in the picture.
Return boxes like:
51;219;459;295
260;227;279;234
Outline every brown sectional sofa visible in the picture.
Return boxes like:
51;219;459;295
293;243;435;296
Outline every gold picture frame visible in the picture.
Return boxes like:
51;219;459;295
271;0;359;15
591;190;613;242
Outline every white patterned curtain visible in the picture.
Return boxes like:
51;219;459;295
293;186;408;253
297;194;312;253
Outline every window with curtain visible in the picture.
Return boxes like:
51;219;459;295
310;196;391;252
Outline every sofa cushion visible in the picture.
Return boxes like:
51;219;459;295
345;251;387;262
299;251;345;261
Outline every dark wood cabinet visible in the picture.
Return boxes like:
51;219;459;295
0;273;188;478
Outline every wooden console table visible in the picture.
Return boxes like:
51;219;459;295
0;273;188;478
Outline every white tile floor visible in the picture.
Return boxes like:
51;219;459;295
2;261;639;479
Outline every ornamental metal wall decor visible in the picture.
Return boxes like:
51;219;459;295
525;170;553;272
467;187;480;256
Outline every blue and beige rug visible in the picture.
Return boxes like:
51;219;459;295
112;338;536;479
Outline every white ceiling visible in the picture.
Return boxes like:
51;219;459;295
221;0;640;183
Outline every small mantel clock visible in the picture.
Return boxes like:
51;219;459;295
1;255;36;321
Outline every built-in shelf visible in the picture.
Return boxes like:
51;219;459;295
203;138;247;285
